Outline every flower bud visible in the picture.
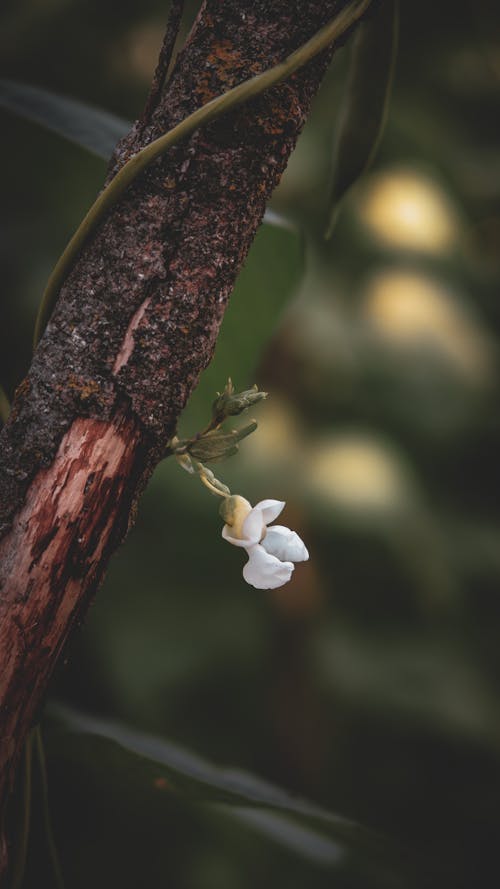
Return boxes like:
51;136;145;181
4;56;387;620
212;379;267;424
188;432;239;462
219;495;252;537
187;422;258;463
175;452;195;474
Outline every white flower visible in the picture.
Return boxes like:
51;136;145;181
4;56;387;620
221;497;309;589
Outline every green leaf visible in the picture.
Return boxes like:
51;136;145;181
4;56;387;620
0;79;130;160
9;80;300;350
212;805;343;866
325;0;399;237
261;208;298;232
47;703;397;872
0;79;294;235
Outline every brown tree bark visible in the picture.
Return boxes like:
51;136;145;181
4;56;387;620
0;0;357;874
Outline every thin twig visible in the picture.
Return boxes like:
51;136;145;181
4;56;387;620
140;0;185;128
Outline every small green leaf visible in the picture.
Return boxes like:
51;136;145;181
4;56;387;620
325;0;399;237
0;79;130;160
188;431;241;462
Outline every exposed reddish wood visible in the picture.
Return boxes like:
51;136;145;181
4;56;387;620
112;297;154;374
0;412;143;872
0;0;358;876
0;416;140;726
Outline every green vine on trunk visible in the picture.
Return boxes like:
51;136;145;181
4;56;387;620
33;0;371;348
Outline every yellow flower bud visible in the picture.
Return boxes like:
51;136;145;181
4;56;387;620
219;495;252;539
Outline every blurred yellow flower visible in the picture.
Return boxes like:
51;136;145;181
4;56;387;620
362;270;494;382
306;433;415;514
358;168;461;253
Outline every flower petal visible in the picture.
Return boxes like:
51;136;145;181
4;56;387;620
222;524;251;547
242;544;294;590
263;526;309;562
241;506;266;546
254;499;286;526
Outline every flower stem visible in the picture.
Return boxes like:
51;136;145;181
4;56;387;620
198;471;229;498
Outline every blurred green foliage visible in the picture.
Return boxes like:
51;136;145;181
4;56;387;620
2;1;500;887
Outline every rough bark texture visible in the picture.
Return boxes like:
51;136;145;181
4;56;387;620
0;0;354;873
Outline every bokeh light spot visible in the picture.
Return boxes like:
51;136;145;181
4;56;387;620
358;168;461;253
362;270;494;382
307;434;415;514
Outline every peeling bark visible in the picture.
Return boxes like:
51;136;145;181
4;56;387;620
0;0;355;873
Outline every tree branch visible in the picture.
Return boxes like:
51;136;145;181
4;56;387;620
0;0;363;875
139;0;186;129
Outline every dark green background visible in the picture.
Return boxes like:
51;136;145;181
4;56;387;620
2;1;500;886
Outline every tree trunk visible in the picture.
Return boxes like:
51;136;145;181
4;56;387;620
0;0;355;874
